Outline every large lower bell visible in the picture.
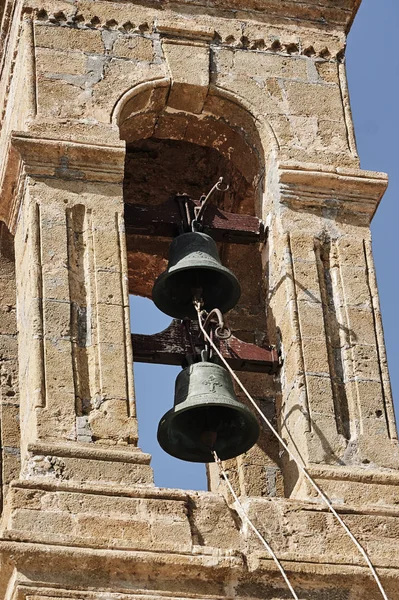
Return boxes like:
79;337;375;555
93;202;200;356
152;232;241;319
157;361;260;462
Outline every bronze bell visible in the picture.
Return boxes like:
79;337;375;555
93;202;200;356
152;232;241;319
157;361;260;462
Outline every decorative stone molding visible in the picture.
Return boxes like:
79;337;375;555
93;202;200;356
278;163;388;223
32;0;361;34
32;9;346;60
0;133;126;233
11;134;125;181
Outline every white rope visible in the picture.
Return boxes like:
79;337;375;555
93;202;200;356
212;450;299;600
195;305;389;600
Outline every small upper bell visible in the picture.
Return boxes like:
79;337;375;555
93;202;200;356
157;361;260;463
152;232;241;319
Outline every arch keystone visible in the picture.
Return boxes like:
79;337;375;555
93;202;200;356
162;40;210;114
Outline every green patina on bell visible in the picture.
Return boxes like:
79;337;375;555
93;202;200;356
157;361;260;463
152;232;241;319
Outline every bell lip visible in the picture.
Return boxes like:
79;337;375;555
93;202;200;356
157;401;260;463
152;264;241;319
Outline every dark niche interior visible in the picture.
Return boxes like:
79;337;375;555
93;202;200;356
124;135;281;496
123;135;268;341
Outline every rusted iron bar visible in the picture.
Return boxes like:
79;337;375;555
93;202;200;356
131;319;280;374
124;195;265;244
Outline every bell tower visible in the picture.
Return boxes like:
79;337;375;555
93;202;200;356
0;0;398;598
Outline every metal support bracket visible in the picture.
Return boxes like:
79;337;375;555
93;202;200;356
131;319;280;373
124;195;266;244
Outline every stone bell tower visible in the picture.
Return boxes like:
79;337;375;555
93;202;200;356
0;0;398;598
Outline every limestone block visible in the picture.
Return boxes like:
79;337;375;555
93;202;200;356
42;299;70;339
188;494;241;549
338;265;372;308
154;113;190;141
346;308;378;346
35;400;76;441
163;40;209;114
280;146;358;169
2;448;21;486
95;269;124;305
34;23;103;54
28;120;123;146
336;236;369;268
317;119;349;152
306;414;346;463
91;59;165;122
120;113;157;143
41;265;70;303
305;374;336;415
213;59;283;118
0;305;17;335
11;508;73;535
36;77;90;119
346;344;381;381
92;228;123;271
352;380;384;417
36;47;87;76
76;513;152;545
289;233;317;263
95;344;129;399
297;302;326;341
291;258;322;304
88;398;137;443
316;60;339;84
1;404;20;448
301;339;330;375
96;303;125;344
112;35;154;62
283;80;344;120
43;337;75;395
233;51;308;81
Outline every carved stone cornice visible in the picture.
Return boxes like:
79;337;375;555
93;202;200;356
277;162;388;223
0;133;126;233
32;0;361;33
11;133;125;181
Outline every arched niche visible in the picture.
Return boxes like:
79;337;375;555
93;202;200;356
116;80;282;496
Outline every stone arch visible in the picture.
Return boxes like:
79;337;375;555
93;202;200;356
118;80;282;496
112;79;278;217
115;79;274;297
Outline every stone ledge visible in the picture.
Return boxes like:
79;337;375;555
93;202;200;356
11;133;126;181
0;133;127;233
1;538;398;600
99;0;360;33
292;462;399;506
27;441;152;465
10;477;190;500
3;481;399;566
278;162;388;222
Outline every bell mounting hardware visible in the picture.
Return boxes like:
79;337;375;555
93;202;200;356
128;191;279;374
131;319;279;374
130;179;279;463
125;194;266;244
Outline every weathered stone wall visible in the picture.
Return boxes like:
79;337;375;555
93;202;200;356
0;0;398;599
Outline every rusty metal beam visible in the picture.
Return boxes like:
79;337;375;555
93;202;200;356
131;319;280;373
124;196;265;244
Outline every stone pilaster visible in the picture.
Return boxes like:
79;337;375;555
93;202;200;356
11;134;152;485
266;162;399;501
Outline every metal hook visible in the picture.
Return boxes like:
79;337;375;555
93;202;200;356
195;177;230;224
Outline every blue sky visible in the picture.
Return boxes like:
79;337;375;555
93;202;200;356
131;0;399;490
